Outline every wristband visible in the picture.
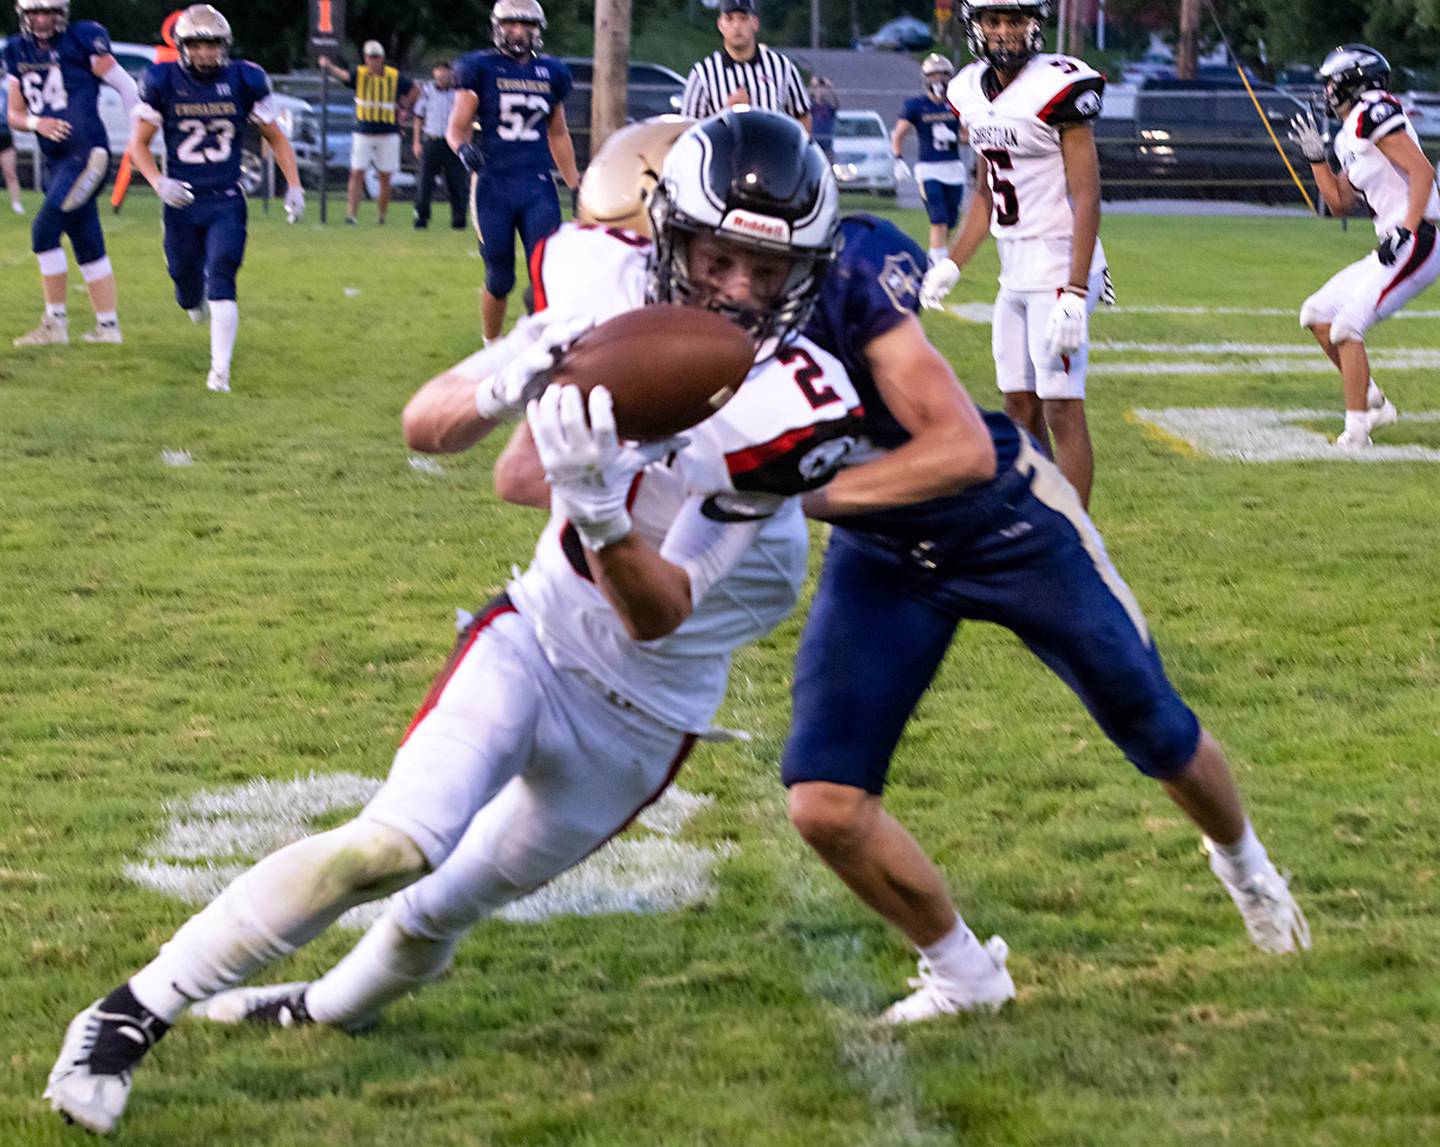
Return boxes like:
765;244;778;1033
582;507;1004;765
25;114;40;131
1063;283;1088;297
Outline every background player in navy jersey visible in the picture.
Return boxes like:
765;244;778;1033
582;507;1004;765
4;0;138;347
783;214;1309;1023
449;0;579;346
126;4;304;394
0;66;25;213
892;53;968;268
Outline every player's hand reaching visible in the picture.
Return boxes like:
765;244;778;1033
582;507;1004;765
1044;288;1089;358
156;176;195;209
474;314;595;421
284;184;305;224
1376;220;1433;266
892;157;911;184
30;115;71;142
919;257;960;310
1288;110;1328;163
528;384;686;551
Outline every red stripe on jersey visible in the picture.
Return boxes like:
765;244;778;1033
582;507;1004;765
725;423;820;476
1377;224;1437;308
530;237;549;312
399;597;518;745
567;732;699;869
1037;82;1079;124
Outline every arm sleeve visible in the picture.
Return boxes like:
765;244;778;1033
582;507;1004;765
99;57;140;119
658;493;772;607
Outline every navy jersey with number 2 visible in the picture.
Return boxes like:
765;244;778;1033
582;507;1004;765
138;60;272;193
455;48;572;175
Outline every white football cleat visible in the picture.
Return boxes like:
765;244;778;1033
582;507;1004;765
1367;399;1399;433
81;324;123;345
881;937;1016;1025
1205;840;1311;954
191;982;314;1027
1334;428;1372;451
44;1002;140;1136
206;368;231;393
13;315;69;347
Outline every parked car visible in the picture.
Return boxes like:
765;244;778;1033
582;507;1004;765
288;101;418;198
560;58;685;167
829;109;894;194
1399;91;1440;137
0;37;311;197
857;16;932;52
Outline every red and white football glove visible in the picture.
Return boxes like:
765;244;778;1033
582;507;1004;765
527;384;686;551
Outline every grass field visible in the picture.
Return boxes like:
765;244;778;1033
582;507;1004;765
2;192;1439;1146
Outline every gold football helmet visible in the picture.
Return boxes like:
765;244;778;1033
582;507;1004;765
576;115;694;237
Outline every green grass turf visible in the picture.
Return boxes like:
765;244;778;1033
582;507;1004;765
2;191;1439;1145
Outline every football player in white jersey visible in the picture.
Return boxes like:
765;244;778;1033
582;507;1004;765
42;110;862;1137
919;0;1106;507
1288;45;1440;449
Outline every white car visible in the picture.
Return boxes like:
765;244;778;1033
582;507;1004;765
1399;91;1440;138
829;109;895;194
1;38;311;196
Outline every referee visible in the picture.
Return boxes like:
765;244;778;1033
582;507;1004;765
681;0;811;129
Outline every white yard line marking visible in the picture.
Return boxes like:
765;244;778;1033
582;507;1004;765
1092;351;1440;377
1130;407;1440;462
124;773;733;928
945;303;1440;323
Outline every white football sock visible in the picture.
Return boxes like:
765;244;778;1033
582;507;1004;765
918;916;990;984
306;912;458;1025
45;302;68;321
1208;820;1271;882
1365;378;1384;407
209;299;238;374
127;825;418;1022
95;310;118;327
1344;410;1370;439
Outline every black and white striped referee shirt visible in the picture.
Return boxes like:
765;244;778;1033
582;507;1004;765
681;44;811;121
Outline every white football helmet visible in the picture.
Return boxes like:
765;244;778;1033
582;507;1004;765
647;109;839;358
17;0;69;39
1318;44;1391;116
921;52;955;98
577;115;695;236
174;5;232;78
962;0;1050;73
492;0;545;58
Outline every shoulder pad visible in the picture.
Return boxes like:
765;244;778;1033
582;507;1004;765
1356;92;1406;140
70;21;112;57
530;223;649;322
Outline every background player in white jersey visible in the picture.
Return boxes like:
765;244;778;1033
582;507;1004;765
893;53;968;268
919;0;1106;507
42;110;862;1137
1288;45;1439;450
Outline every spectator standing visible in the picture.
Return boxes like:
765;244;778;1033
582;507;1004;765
681;0;810;129
808;73;838;158
412;61;465;229
319;40;417;226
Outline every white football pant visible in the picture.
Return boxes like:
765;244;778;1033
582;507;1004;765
360;602;695;942
1300;236;1440;344
992;263;1107;400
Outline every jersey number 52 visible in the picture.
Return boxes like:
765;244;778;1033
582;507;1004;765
497;92;549;142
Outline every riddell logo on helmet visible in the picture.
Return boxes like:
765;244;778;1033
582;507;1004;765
720;210;790;242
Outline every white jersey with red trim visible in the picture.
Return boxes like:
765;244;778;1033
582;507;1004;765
508;223;863;732
1336;91;1440;237
948;54;1107;290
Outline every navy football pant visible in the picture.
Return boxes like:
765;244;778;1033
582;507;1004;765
920;179;964;230
163;193;247;308
782;441;1201;794
32;146;110;263
471;169;560;296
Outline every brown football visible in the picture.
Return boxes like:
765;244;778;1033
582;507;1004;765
548;304;755;440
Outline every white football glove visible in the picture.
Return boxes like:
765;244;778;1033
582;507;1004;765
892;157;912;184
284;184;306;224
1288;110;1328;163
527;384;685;551
156;176;194;208
474;314;595;421
1045;289;1089;358
919;257;960;311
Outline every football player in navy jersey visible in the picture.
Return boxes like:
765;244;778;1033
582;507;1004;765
892;53;968;267
448;0;579;346
784;214;1309;1022
4;0;138;346
126;5;303;393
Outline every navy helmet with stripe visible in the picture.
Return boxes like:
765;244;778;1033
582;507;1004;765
1319;44;1390;117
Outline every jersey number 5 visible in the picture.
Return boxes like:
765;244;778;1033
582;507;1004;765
21;66;68;115
981;148;1020;227
497;92;549;142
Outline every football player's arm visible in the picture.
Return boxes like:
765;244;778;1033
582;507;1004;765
446;88;478;153
257;118;302;192
1060;123;1101;292
93;54;139;118
5;75;29;134
586;535;695;642
493;424;551;509
1377;128;1436;232
891;118;911;157
802;317;996;520
944;160;992;269
318;56;351;84
403;338;531;453
546;103;580;189
125;114;164;186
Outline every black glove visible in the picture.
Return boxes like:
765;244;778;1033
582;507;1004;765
1377;220;1435;266
457;141;485;174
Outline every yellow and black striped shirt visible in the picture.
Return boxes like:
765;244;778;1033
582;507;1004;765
353;65;412;135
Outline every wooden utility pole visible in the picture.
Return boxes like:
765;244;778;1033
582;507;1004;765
811;0;821;50
592;0;632;157
1177;0;1201;79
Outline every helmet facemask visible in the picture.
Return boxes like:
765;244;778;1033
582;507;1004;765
921;53;954;100
175;6;232;79
491;1;546;59
179;37;230;78
1319;44;1391;117
17;0;69;40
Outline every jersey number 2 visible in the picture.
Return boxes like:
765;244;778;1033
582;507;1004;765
176;119;236;164
497;93;549;142
20;66;67;115
779;347;839;409
981;148;1020;227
